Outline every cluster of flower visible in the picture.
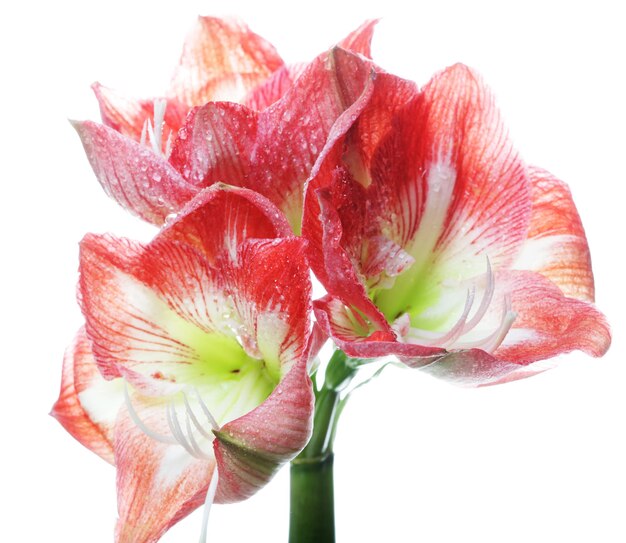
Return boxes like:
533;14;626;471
51;17;610;543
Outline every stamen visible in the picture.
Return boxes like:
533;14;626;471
141;99;169;156
166;403;197;457
198;469;219;543
456;296;516;353
185;412;212;461
403;255;516;352
123;384;177;444
462;256;495;333
183;392;215;440
193;388;220;431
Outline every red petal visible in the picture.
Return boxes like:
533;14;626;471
168;16;283;107
495;270;610;363
114;400;213;543
50;327;122;463
92;83;187;142
242;20;379;111
337;19;379;59
302;64;418;298
388;64;530;268
231;238;312;375
78;234;224;387
213;358;314;503
73;121;197;225
168;102;258;187
170;48;376;233
158;184;292;265
513;166;595;301
417;270;610;386
242;63;304;111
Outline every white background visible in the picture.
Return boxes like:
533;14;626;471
1;0;624;542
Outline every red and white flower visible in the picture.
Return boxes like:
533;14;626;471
74;47;382;233
51;185;315;542
303;63;611;386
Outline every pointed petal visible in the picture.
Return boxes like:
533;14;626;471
158;184;292;265
213;358;313;503
92;83;187;142
168;16;283;106
50;327;123;463
73;121;197;225
513;166;595;301
114;399;213;543
337;19;379;59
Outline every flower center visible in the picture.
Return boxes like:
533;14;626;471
140;99;173;157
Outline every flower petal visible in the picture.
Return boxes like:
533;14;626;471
92;83;187;142
337;19;379;59
170;48;376;233
231;237;312;376
418;270;610;386
513;166;595;301
50;327;123;463
242;20;379;111
79;234;230;388
158;184;292;265
114;398;214;543
495;270;610;363
168;16;283;107
73;121;197;225
213;358;314;503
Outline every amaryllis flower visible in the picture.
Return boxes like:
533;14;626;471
74;48;387;233
303;63;611;386
93;17;378;146
51;185;315;542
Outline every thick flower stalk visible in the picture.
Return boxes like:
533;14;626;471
52;185;315;542
303;62;611;385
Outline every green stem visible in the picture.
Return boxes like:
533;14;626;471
289;350;357;543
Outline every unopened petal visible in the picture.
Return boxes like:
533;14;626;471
73;121;197;225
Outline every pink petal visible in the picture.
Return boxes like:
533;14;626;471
242;19;379;111
114;399;213;543
170;48;377;233
73;121;197;225
50;327;122;463
213;358;314;503
158;184;292;265
92;83;187;142
513;166;595;301
168;102;258;187
168;16;283;107
337;19;379;59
